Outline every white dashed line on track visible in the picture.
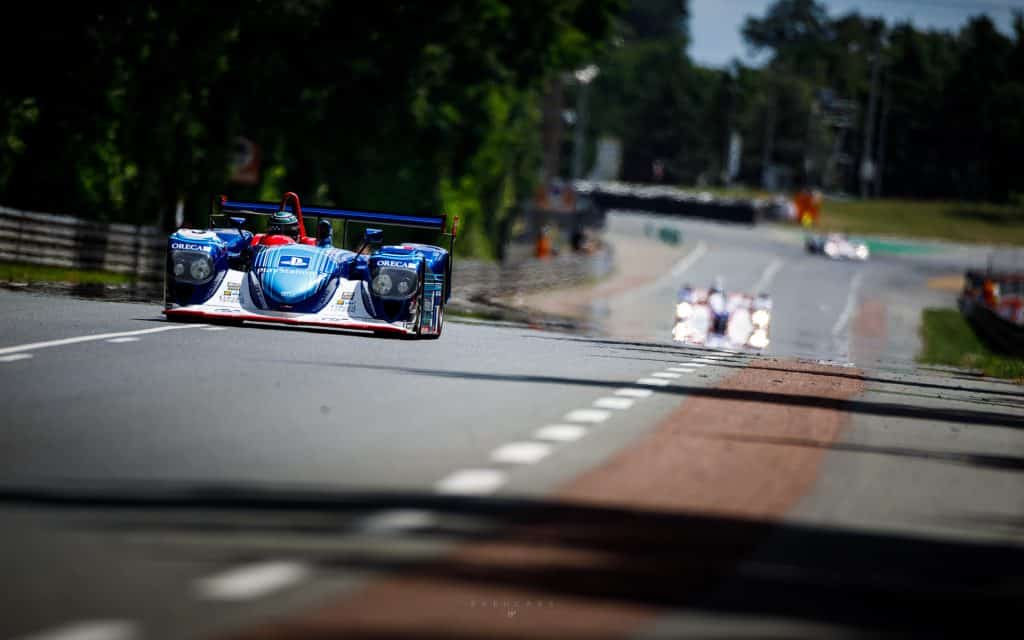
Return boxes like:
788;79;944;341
832;272;865;337
195;561;310;601
614;387;654;398
669;241;708;279
360;509;438;533
636;378;671;386
667;367;695;373
593;397;635;410
13;620;139;640
0;323;208;357
564;409;612;423
435;469;507;495
0;353;33;363
534;424;588;442
683;363;708;368
651;372;681;379
202;326;228;331
106;337;140;344
753;259;785;293
491;441;553;464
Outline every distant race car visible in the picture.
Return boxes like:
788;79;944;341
163;191;457;338
805;233;869;261
672;285;772;351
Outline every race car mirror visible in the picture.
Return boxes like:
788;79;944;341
316;219;333;246
364;228;384;246
229;217;247;229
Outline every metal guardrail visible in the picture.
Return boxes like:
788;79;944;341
0;205;614;301
0;206;165;280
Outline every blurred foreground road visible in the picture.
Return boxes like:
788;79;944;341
1;213;1022;639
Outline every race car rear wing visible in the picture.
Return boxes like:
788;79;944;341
214;192;457;255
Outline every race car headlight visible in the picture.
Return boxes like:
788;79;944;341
372;273;393;296
190;258;212;281
748;329;770;349
171;251;215;285
752;308;770;328
675;302;693;320
370;267;419;300
855;245;869;259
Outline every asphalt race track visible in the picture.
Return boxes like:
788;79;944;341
1;213;1022;639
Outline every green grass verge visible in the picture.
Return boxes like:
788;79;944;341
0;261;135;285
919;308;1024;381
822;199;1024;246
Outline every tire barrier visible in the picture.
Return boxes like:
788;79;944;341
574;180;763;225
959;269;1024;356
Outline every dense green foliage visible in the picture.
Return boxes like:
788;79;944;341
734;0;1024;202
919;309;1024;381
0;1;621;257
586;0;1024;203
3;0;1023;260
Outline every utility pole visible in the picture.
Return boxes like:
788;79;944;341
860;41;882;199
761;87;777;191
540;76;565;184
571;65;599;181
874;76;891;198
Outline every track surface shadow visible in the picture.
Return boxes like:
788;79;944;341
1;485;1020;637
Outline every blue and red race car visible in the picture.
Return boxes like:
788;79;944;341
163;191;456;338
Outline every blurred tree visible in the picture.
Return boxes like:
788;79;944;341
588;0;721;183
0;0;622;257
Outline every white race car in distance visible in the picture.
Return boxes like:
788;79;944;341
672;286;772;351
806;233;869;261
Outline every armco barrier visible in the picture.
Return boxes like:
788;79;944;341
1;205;614;303
0;206;165;280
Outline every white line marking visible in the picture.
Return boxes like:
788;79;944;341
14;621;139;640
564;409;612;423
0;324;207;357
667;367;695;373
832;272;865;336
621;240;709;304
752;259;785;293
202;326;228;332
435;469;507;495
683;363;708;368
636;378;671;386
615;387;654;398
652;372;681;379
491;441;553;464
670;241;708;278
0;353;33;363
693;358;718;363
196;560;309;601
534;424;588;442
593;396;635;410
360;509;437;533
106;337;140;344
